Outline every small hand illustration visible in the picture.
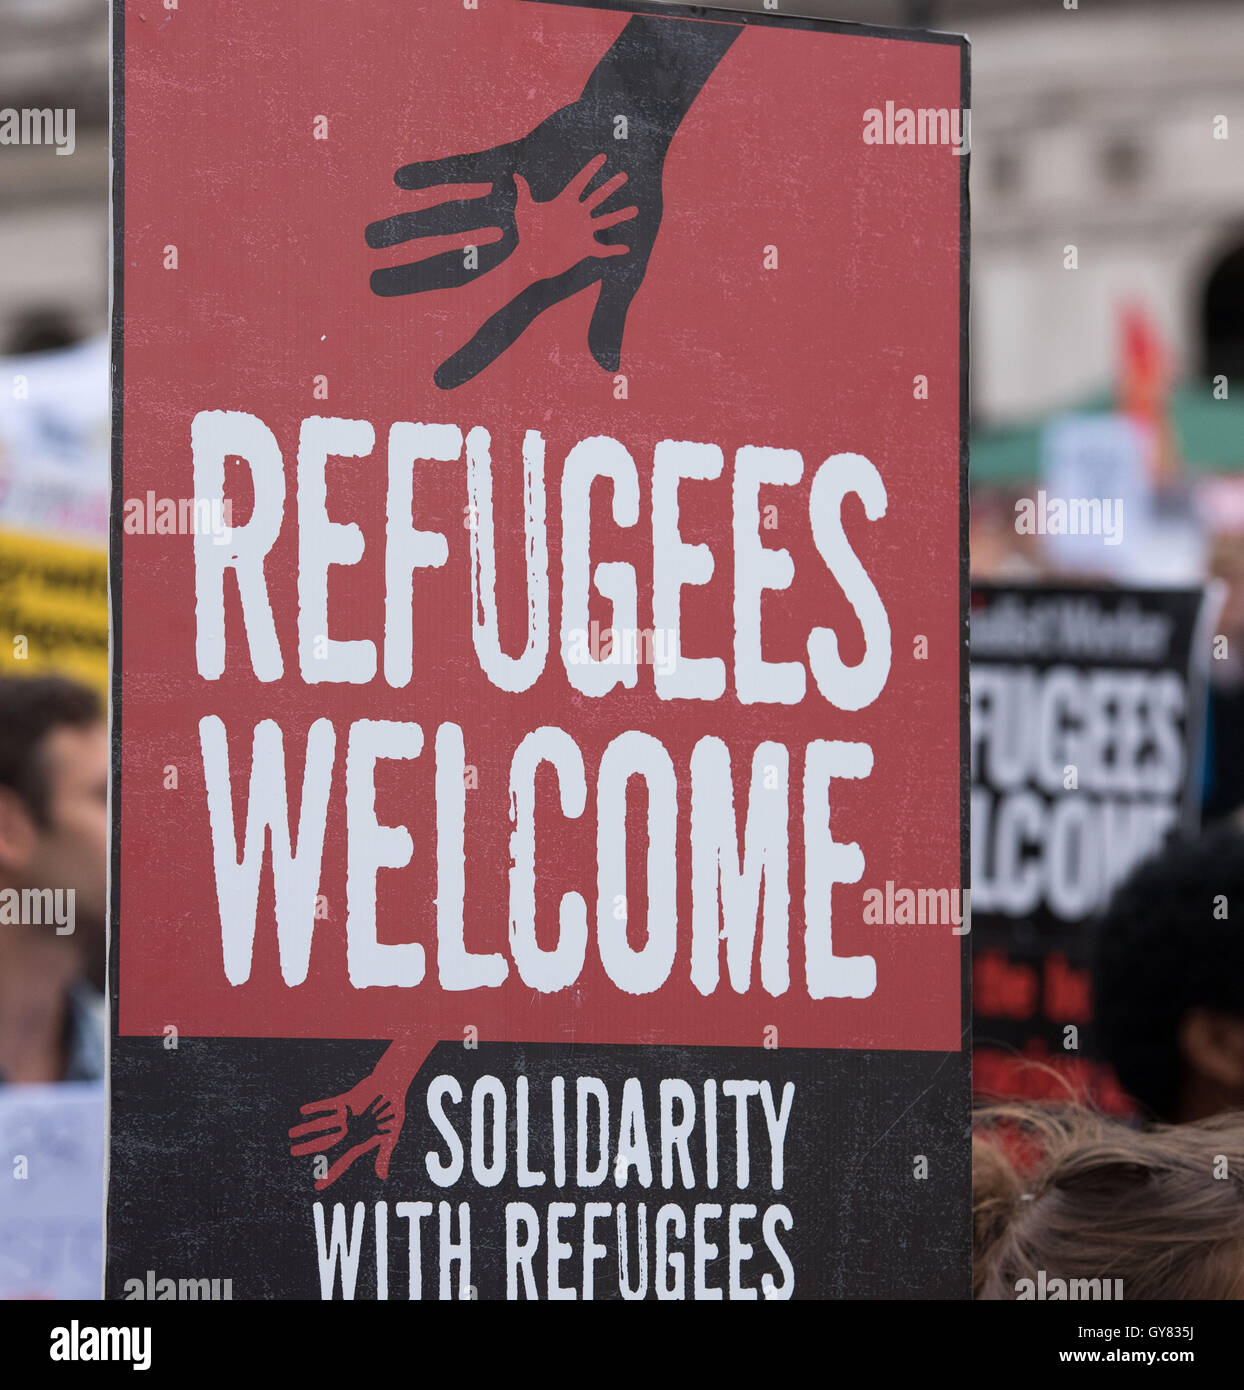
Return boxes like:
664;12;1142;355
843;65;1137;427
342;1094;397;1147
511;154;636;286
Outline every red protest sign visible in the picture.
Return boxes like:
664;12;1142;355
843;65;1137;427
110;0;968;1299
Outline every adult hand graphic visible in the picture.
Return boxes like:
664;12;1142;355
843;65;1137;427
365;13;741;388
288;1042;417;1190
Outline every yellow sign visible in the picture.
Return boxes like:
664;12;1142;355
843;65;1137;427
0;527;108;697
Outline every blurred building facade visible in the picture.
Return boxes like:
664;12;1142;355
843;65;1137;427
0;0;1241;435
967;1;1244;429
0;0;107;354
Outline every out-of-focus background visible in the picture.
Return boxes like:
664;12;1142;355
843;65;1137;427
0;0;106;351
0;0;108;698
0;0;1241;1296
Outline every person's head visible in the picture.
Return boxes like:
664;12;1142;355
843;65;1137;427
0;676;108;968
974;1103;1244;1299
1093;820;1244;1123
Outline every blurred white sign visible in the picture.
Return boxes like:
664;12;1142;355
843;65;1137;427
0;1081;104;1300
1038;413;1151;578
0;334;109;543
1038;413;1207;585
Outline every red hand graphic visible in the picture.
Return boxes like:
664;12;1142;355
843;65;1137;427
288;1041;421;1189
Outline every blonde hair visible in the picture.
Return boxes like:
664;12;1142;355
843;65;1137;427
974;1103;1244;1299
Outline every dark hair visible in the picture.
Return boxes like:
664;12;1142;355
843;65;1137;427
0;675;103;827
1092;821;1244;1121
975;1102;1244;1300
4;308;79;356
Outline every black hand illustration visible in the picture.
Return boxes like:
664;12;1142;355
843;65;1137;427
342;1094;396;1148
366;14;742;388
